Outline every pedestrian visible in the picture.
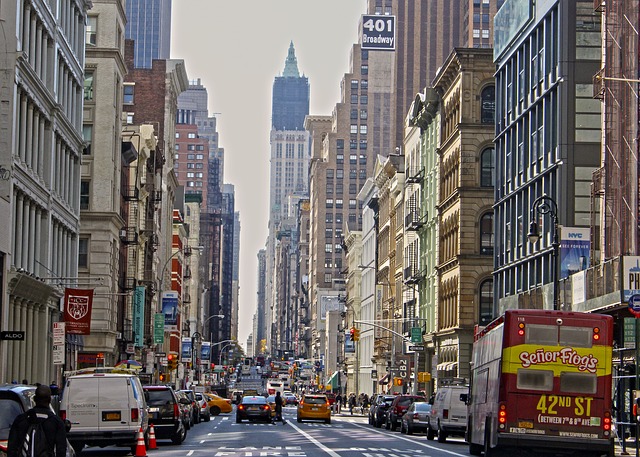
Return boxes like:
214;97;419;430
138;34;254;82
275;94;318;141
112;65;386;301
7;384;67;457
348;393;356;415
335;393;342;414
273;391;285;424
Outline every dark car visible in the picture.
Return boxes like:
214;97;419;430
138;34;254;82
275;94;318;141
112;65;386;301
236;396;272;423
283;392;298;406
400;401;431;435
0;384;75;457
386;394;425;431
142;386;187;445
369;394;395;428
178;390;200;424
174;391;193;430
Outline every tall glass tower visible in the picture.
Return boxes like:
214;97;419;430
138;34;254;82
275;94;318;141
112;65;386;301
271;42;309;131
125;0;172;68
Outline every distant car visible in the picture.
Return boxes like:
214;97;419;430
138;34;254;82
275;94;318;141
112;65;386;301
297;394;331;424
174;391;194;430
400;401;431;435
370;394;395;428
324;392;337;406
195;393;211;422
178;390;200;424
204;392;233;415
283;391;298;406
230;390;243;405
0;384;75;457
143;385;187;445
236;396;272;423
386;394;425;431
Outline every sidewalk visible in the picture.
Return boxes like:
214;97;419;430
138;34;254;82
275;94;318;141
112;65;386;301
617;440;639;456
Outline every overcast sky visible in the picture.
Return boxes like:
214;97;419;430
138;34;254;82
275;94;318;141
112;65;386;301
171;1;368;350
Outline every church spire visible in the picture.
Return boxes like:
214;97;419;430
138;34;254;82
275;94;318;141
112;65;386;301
282;41;300;77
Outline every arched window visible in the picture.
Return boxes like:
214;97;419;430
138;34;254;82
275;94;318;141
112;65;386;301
481;86;495;124
480;212;493;255
480;147;495;187
479;279;494;326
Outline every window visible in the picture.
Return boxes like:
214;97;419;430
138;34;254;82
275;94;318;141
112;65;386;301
351;125;358;134
360;140;367;150
125;113;133;124
195;163;203;169
360;125;367;135
336;169;344;179
196;154;204;160
325;244;332;253
350;154;357;164
361;95;368;104
349;199;357;208
324;273;332;283
196;145;204;151
337;153;344;164
351;79;359;89
326;213;333;224
175;144;179;150
86;16;97;46
350;140;357;150
361;65;368;75
84;71;94;101
123;84;134;104
187;172;195;178
479;279;493;325
335;243;342;253
360;109;368;120
336;139;344;150
174;153;179;159
175;133;180;138
480;212;494;255
187;154;195;160
79;238;89;268
82;124;92;155
481;86;495;124
326;198;333;208
188;133;196;138
480;147;495;187
187;145;195;151
80;180;90;210
349;185;357;195
196;172;203;178
335;199;343;209
361;80;368;90
351;94;358;104
327;169;334;178
351;109;358;120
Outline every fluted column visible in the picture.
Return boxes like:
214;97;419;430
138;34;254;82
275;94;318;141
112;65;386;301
28;203;36;272
18;301;28;378
15;193;24;269
19;92;27;161
25;103;33;167
34;208;42;276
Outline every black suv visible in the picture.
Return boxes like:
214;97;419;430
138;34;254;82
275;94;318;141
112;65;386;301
369;394;395;428
143;386;187;444
386;394;425;431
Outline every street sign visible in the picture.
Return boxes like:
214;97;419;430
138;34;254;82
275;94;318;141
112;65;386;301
629;294;640;317
52;322;65;365
361;15;396;51
624;317;636;349
156;352;167;357
0;331;25;341
411;327;422;343
153;313;164;344
409;345;425;352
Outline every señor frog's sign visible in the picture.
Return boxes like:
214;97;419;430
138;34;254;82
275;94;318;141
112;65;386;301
502;344;611;376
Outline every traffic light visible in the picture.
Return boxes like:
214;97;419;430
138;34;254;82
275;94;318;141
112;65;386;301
394;377;403;386
167;353;178;371
159;373;166;382
350;327;356;340
353;328;360;341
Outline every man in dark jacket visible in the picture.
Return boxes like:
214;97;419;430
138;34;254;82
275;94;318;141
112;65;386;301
7;384;67;457
273;391;285;424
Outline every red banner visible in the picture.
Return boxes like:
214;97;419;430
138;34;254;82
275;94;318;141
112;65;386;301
64;288;93;334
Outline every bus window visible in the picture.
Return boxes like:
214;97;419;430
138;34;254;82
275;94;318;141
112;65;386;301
559;327;592;348
516;369;553;391
525;324;558;345
472;369;489;404
560;372;597;394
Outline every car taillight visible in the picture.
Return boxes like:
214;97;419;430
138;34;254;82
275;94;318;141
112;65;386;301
0;439;8;451
261;405;269;410
60;410;67;421
603;411;611;436
325;402;330;407
443;409;449;419
498;403;507;430
131;408;139;422
413;413;419;419
238;404;245;411
174;403;179;418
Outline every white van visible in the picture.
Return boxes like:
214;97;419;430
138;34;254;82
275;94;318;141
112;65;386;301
60;372;149;453
427;383;469;443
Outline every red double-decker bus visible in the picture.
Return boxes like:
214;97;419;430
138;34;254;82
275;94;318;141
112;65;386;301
468;309;614;457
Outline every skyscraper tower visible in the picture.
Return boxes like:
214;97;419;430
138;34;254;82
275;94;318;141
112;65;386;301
125;0;172;68
271;41;310;131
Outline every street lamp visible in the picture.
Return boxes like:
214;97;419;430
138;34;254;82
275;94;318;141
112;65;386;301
191;332;202;385
527;195;560;311
157;245;204;310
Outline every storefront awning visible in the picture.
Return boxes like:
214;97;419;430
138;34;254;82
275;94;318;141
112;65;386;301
378;372;390;385
327;370;340;390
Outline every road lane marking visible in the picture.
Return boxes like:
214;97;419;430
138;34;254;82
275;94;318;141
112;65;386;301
187;451;194;456
287;421;341;457
352;423;468;457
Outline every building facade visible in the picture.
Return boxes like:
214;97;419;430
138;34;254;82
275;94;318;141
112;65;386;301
124;0;172;69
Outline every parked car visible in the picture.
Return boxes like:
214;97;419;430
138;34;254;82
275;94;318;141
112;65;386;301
204;392;233;415
142;385;187;445
195;393;211;422
386;394;426;431
60;372;148;454
428;384;468;442
324;392;337;406
236;396;271;423
296;394;331;424
400;401;432;435
178;390;200;424
283;391;298;406
174;391;193;430
0;384;75;457
369;394;395;428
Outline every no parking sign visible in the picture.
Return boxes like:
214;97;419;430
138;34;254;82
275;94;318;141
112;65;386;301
629;294;640;317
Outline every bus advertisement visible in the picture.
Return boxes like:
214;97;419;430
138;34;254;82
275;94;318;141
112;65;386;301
468;309;614;457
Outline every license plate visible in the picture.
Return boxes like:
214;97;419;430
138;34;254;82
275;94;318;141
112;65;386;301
248;406;258;411
311;407;318;411
102;411;121;421
518;421;534;429
148;407;159;413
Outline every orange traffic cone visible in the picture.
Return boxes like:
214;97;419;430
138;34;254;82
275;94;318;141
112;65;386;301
148;424;157;450
134;427;147;457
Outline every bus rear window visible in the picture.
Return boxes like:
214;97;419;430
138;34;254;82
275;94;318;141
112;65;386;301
525;324;593;348
560;372;597;394
525;325;558;345
559;327;592;348
516;369;553;391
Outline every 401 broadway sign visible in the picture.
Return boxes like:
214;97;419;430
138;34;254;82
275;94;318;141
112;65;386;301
361;15;396;50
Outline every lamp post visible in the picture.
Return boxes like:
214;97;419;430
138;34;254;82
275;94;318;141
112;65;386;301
157;245;204;311
191;331;202;385
527;195;560;311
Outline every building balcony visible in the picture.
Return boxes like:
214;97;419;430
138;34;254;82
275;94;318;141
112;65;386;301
405;211;426;231
119;227;138;245
405;167;424;184
122;186;139;202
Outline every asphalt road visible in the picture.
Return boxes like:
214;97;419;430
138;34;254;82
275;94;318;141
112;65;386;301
77;406;471;457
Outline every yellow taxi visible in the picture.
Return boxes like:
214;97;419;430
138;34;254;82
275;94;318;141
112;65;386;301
204;392;233;415
297;394;331;424
265;395;278;418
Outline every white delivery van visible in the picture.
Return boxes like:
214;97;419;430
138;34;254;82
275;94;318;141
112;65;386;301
427;383;469;443
60;372;149;454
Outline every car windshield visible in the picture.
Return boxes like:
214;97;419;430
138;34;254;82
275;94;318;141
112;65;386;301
414;403;431;412
266;396;276;402
0;399;24;440
304;396;327;405
242;397;266;405
383;398;394;405
145;389;173;406
398;398;414;406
